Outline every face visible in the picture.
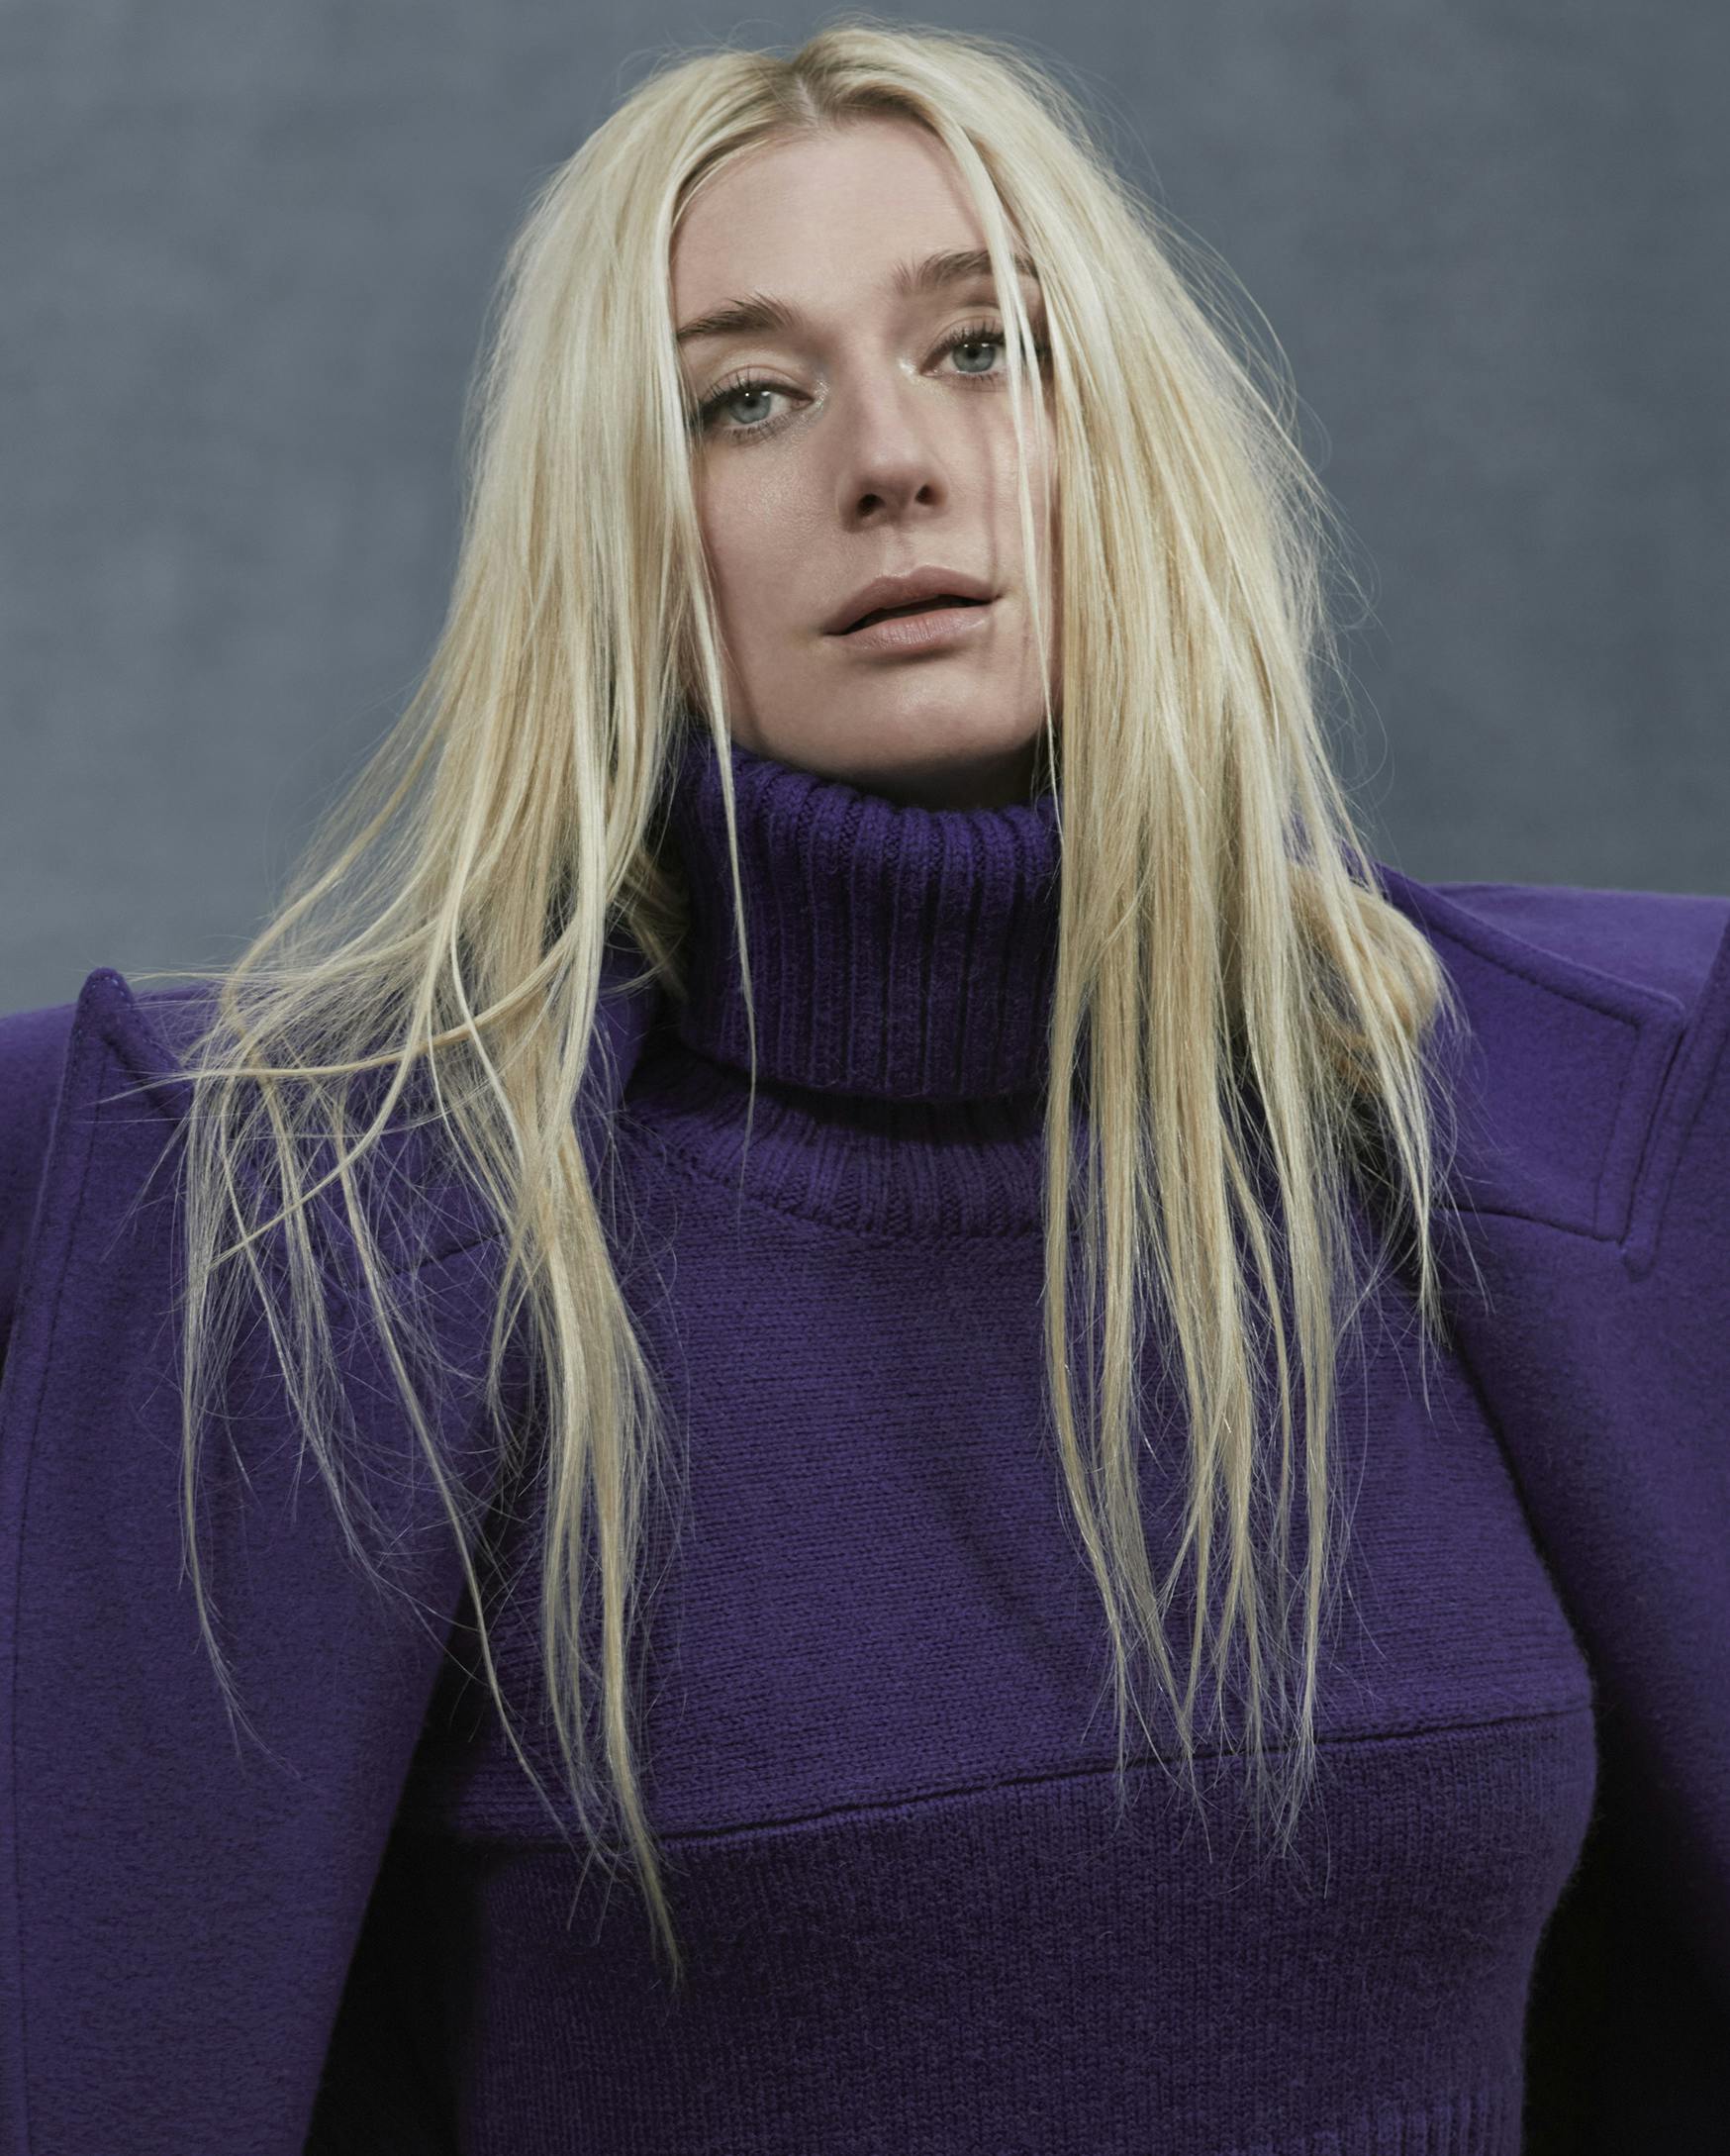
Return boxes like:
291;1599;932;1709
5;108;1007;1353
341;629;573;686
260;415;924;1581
671;117;1061;811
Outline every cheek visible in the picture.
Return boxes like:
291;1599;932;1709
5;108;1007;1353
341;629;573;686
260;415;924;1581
693;494;745;639
698;461;793;568
993;404;1056;508
695;463;802;616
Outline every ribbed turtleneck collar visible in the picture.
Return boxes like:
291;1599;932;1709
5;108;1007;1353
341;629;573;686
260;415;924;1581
661;727;1063;1105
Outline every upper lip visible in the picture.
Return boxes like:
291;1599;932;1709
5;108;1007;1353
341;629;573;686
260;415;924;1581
823;567;995;636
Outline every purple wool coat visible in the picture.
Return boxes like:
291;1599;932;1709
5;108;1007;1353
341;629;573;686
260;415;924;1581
1;859;1727;2154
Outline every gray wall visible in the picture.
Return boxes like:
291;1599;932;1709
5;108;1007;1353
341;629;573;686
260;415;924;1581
3;1;1726;1015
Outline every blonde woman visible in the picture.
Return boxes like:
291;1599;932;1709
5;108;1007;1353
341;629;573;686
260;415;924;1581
2;20;1726;2155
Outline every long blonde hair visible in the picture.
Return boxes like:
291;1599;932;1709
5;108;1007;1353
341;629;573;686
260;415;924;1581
131;15;1469;1990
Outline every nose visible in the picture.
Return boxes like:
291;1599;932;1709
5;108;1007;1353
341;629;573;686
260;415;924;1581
831;367;953;526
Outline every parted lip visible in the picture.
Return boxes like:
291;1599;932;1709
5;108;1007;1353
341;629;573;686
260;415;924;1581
823;567;995;637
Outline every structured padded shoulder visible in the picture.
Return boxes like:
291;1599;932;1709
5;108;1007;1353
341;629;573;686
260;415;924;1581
0;942;666;1336
1370;863;1730;1271
1428;878;1730;1013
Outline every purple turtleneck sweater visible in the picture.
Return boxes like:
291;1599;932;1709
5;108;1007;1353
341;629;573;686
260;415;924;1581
334;730;1597;2154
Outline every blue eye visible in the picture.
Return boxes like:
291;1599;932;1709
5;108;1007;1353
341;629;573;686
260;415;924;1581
692;318;1051;442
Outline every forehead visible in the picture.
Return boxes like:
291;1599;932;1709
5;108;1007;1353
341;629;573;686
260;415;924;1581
670;117;991;312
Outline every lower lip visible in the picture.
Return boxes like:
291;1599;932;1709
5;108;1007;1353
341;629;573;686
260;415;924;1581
829;600;995;655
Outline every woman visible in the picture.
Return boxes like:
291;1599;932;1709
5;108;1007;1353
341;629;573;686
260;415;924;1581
2;22;1726;2155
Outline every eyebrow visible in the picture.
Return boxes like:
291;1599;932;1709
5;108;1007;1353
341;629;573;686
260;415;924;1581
674;247;1040;347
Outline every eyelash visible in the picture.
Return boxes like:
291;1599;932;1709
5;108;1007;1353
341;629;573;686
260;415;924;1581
693;317;1052;443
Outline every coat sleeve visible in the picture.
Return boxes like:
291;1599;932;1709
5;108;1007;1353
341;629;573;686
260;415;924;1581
1506;906;1730;2151
301;1815;463;2154
0;970;513;2154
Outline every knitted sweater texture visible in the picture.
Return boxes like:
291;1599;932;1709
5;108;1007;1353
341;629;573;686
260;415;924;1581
346;730;1596;2153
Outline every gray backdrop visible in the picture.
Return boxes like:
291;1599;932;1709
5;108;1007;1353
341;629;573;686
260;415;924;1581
3;1;1726;1015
